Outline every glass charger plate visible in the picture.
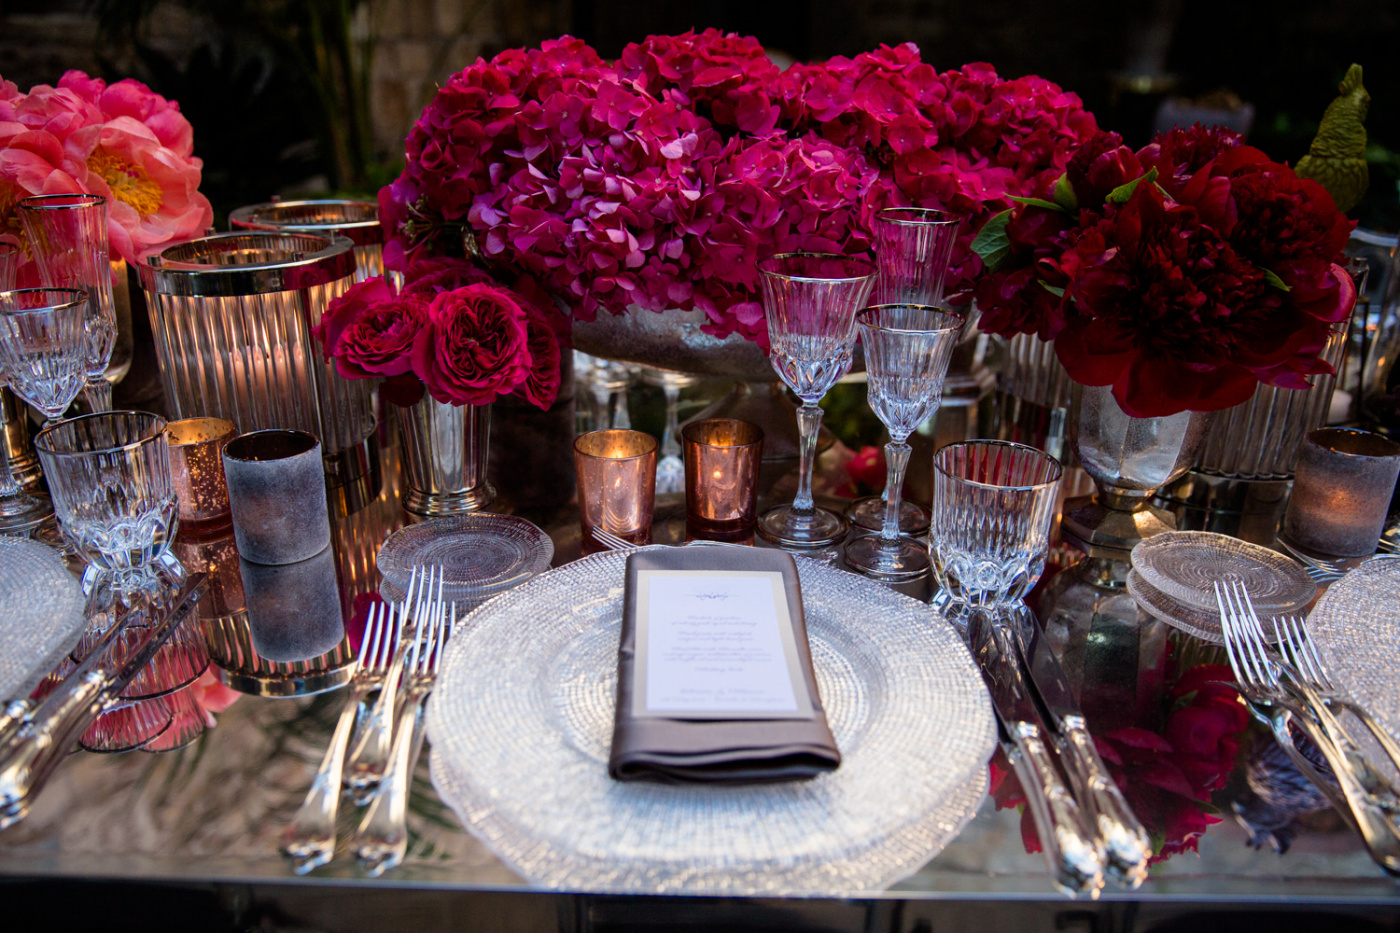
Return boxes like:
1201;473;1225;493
0;537;85;700
1307;557;1400;742
1131;531;1315;615
426;547;996;895
377;513;554;604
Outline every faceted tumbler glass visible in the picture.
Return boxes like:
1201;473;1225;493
845;305;964;581
930;440;1063;606
0;287;89;425
18;193;118;411
35;411;179;587
757;252;876;549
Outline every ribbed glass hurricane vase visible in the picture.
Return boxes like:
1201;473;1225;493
139;233;375;456
229;200;386;282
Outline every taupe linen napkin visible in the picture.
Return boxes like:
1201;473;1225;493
608;547;840;783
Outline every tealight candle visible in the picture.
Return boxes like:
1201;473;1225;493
165;417;237;527
1282;427;1400;558
574;429;657;555
682;418;764;543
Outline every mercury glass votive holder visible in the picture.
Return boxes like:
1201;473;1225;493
223;429;331;565
165;417;237;527
1282;427;1400;557
574;429;657;555
682;418;764;543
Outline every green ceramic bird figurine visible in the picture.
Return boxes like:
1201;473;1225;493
1296;63;1370;214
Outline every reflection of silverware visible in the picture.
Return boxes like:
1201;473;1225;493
0;573;207;830
1010;604;1150;887
1273;613;1400;781
279;598;399;874
353;595;455;876
966;608;1104;896
1217;580;1400;876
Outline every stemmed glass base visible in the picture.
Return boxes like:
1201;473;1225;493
757;503;848;549
844;533;931;583
0;485;52;535
845;495;930;535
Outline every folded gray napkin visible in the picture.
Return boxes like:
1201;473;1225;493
608;546;840;784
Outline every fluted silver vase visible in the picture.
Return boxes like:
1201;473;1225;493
397;396;494;516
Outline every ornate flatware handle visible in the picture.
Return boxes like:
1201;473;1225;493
1010;720;1105;897
1059;716;1150;887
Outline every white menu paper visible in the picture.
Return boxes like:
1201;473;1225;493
633;569;815;720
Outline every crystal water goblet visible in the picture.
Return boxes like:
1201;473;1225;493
929;440;1063;606
0;247;52;531
847;208;963;537
34;411;180;597
756;253;877;549
0;287;89;427
844;305;965;581
18;193;118;412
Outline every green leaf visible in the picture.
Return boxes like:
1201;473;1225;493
1262;268;1292;291
1053;172;1078;212
1106;166;1159;205
1009;195;1067;212
1038;280;1065;297
971;209;1013;273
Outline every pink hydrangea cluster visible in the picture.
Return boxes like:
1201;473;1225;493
380;30;1098;347
0;70;213;284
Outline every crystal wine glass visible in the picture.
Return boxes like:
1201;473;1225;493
756;253;877;549
18;193;119;412
0;287;90;427
846;208;962;537
0;246;53;532
844;304;965;581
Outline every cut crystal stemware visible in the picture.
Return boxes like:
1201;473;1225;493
0;287;89;427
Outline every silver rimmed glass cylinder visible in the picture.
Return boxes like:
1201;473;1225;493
757;252;877;549
34;411;178;593
138;232;375;457
845;304;964;581
17;193;118;412
229;200;386;283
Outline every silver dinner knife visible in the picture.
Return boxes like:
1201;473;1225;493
966;608;1105;897
0;573;207;830
1009;604;1151;887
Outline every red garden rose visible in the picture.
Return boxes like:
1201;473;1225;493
333;294;427;380
411;283;532;407
312;275;396;361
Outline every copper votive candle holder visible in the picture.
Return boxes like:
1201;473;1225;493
1282;427;1400;558
682;418;764;543
165;417;237;527
574;429;657;555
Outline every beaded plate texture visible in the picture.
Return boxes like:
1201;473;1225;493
1126;569;1229;644
0;536;84;699
1308;557;1400;742
377;514;554;604
1131;531;1315;615
426;547;996;894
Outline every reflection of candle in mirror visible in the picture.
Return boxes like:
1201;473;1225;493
574;429;658;555
1282;427;1400;557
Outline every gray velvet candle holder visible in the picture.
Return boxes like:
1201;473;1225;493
239;546;344;662
223;429;331;565
1283;427;1400;558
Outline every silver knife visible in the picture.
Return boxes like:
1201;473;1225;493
966;607;1105;896
1009;604;1152;887
0;573;207;830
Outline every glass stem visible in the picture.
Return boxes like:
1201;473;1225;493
793;402;824;513
881;440;912;543
0;426;21;500
83;377;112;413
660;383;681;460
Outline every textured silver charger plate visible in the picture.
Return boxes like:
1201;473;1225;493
426;547;996;895
0;536;85;699
1308;557;1400;742
1131;531;1315;615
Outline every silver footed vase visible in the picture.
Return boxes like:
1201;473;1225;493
396;396;494;516
1061;383;1215;561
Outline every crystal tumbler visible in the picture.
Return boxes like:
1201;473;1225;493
574;429;657;555
682;418;764;543
229;200;386;282
34;411;178;583
930;440;1063;606
138;232;374;457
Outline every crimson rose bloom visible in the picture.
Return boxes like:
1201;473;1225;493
313;276;396;361
411;284;531;407
333;294;428;390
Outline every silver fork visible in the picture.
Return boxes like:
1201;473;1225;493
345;565;436;804
1217;580;1400;875
592;527;639;551
352;594;455;876
279;597;398;873
1273;613;1400;780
